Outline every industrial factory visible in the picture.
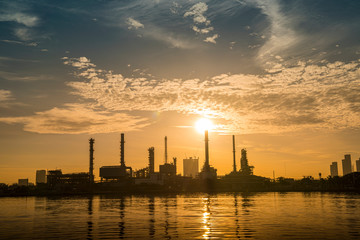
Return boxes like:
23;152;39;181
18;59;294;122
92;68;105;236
40;130;263;192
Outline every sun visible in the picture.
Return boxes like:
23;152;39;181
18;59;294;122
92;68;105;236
195;118;214;134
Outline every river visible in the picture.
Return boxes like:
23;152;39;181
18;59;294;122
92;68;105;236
0;192;360;239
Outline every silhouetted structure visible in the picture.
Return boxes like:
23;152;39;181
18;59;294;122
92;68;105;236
149;147;155;174
99;133;132;180
356;159;360;172
160;158;176;178
232;135;237;173
119;133;132;177
199;130;217;180
133;147;154;178
47;170;89;187
36;170;46;184
240;149;254;175
18;179;29;186
159;137;176;178
342;154;352;176
330;162;338;177
89;138;95;184
164;136;168;164
183;157;199;178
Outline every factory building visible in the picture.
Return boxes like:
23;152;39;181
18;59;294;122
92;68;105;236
183;157;199;178
342;154;352;176
36;170;46;184
99;133;133;181
330;162;338;177
47;170;90;187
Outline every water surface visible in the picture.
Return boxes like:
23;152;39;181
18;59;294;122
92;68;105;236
0;192;360;239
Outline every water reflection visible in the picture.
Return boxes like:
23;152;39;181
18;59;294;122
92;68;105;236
234;194;240;239
87;197;93;240
163;198;170;239
119;197;125;239
1;193;360;239
148;196;155;238
240;193;255;238
202;196;212;239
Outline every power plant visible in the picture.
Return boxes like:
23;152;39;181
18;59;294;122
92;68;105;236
11;130;359;195
42;131;265;192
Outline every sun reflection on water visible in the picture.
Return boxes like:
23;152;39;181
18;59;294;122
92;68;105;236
202;197;211;239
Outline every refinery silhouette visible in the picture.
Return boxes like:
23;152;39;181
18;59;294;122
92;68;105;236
2;130;360;196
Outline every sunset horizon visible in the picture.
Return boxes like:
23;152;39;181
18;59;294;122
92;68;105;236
0;0;359;184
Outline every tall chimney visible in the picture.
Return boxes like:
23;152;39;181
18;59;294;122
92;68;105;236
205;130;210;169
165;136;168;164
120;133;125;167
232;135;236;172
148;147;155;174
89;138;95;183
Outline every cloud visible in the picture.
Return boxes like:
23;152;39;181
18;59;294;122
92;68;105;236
184;2;218;43
1;39;37;47
0;90;13;102
0;12;39;27
204;34;218;44
184;2;210;25
62;56;96;69
126;17;144;29
0;71;50;81
0;104;150;134
14;28;33;41
0;3;40;41
192;26;213;34
59;57;360;134
244;0;300;59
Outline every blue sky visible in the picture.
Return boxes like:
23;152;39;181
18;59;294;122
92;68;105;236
0;0;359;183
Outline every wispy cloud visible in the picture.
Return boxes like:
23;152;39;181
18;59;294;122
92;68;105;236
14;27;33;41
0;70;51;82
0;12;39;27
0;104;150;134
1;39;37;47
0;1;40;41
0;89;13;102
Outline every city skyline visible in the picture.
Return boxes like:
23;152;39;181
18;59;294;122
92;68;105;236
1;0;360;184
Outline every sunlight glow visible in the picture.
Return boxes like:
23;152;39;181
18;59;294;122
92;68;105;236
195;118;214;133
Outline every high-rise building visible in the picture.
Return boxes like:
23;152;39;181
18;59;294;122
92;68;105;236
183;157;199;178
36;170;46;184
356;159;360;172
330;162;338;177
342;154;352;176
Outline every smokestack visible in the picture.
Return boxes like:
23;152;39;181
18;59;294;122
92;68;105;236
165;136;168;164
205;130;209;169
89;138;95;183
232;135;236;172
148;147;155;174
173;157;177;174
120;133;125;167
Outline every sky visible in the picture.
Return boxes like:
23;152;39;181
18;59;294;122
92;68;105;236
0;0;359;184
